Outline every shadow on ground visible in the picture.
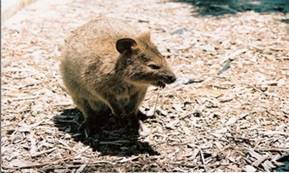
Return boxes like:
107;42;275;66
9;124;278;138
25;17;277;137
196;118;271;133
53;108;159;156
174;0;289;16
274;154;289;172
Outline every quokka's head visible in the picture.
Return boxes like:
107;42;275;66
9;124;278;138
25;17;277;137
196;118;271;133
115;32;176;88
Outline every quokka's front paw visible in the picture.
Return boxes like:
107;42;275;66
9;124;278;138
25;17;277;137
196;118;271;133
78;121;89;137
112;109;129;118
78;119;100;137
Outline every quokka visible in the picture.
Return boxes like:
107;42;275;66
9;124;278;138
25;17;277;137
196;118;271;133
60;17;176;132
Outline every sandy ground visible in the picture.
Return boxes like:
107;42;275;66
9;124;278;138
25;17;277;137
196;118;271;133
1;0;289;172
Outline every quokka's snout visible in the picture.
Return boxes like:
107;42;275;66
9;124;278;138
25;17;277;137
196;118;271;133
150;70;176;88
156;68;176;84
161;72;176;84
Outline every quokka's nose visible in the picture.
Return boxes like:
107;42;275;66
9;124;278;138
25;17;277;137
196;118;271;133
165;74;176;84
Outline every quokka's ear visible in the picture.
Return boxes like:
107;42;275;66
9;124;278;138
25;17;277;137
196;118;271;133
137;31;151;42
116;38;137;53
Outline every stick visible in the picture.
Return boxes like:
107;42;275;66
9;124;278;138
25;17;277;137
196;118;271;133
152;89;161;116
200;149;208;172
3;156;74;170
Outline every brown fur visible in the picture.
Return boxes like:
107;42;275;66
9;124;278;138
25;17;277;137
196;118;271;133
60;17;176;128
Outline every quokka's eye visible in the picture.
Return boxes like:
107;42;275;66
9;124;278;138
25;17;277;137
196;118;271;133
139;54;149;61
148;64;161;70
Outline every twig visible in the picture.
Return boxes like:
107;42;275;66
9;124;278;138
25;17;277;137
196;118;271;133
199;148;208;172
247;84;269;96
218;48;248;75
152;89;161;116
76;164;86;173
73;160;115;166
171;161;198;168
218;59;233;75
255;148;289;152
31;148;56;158
118;156;140;163
210;4;239;13
2;156;74;170
9;95;39;101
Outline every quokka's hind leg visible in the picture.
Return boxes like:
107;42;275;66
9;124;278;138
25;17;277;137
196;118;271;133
70;95;92;120
88;99;111;116
87;99;113;128
70;95;100;135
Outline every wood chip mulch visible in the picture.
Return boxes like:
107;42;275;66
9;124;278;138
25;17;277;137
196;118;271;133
1;0;289;172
